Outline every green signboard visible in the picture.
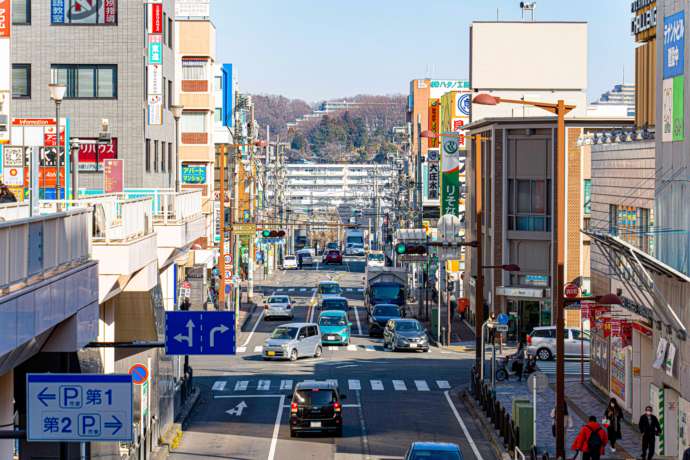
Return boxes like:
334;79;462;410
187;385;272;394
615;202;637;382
441;134;460;216
673;76;684;142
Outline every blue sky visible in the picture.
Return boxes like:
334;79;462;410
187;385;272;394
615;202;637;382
210;0;635;103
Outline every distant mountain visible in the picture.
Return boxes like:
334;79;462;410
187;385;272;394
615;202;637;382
251;94;407;163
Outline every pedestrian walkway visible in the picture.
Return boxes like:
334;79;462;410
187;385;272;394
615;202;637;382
491;377;641;458
536;360;590;377
210;377;453;393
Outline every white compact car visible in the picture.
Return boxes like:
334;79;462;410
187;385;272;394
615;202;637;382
263;295;294;320
526;326;591;360
282;255;298;270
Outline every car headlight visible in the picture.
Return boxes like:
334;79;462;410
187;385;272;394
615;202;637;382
419;336;428;342
281;343;289;349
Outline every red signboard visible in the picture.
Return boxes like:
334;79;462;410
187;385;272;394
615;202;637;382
104;0;116;24
43;126;66;147
103;159;124;193
0;0;10;38
151;3;162;33
564;283;580;298
78;138;118;170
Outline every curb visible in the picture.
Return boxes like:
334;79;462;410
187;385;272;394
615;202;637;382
153;386;201;459
460;389;509;460
174;386;201;428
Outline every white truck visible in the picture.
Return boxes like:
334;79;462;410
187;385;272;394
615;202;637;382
364;267;408;312
344;228;366;256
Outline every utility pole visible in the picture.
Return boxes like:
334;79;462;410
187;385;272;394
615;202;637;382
218;143;227;310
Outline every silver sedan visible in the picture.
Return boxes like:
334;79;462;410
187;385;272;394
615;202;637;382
263;295;294;320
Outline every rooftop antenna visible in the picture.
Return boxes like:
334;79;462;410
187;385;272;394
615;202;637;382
520;2;536;21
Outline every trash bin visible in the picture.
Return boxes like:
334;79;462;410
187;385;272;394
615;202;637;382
512;398;534;451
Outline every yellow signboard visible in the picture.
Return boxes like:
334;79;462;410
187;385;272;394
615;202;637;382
232;223;256;236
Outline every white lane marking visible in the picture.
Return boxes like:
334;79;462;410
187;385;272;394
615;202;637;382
392;380;407;391
348;379;361;391
300;288;307;292
237;346;247;353
234;380;248;391
356;390;371;460
336;364;358;369
436;380;451;389
370;380;384;391
241;310;264;347
288;288;295;292
254;345;263;353
347;344;358;351
365;346;375;352
414;380;430;391
353;305;363;336
329;346;338;351
267;395;285;460
258;380;271;391
280;380;293;390
212;381;226;391
215;394;280;399
346;288;354;292
444;390;484;460
357;288;363;292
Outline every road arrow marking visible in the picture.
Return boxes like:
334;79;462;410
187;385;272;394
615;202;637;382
174;319;194;346
225;401;248;416
37;387;56;407
209;324;229;348
103;415;122;435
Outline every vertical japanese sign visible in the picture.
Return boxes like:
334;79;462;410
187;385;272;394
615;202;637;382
147;0;163;125
0;0;10;37
427;149;439;200
148;35;162;64
427;99;440;148
441;135;460;216
664;11;685;78
673;76;685;141
103;159;124;193
662;12;685;142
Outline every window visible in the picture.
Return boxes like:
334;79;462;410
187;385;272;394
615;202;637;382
145;139;151;172
162;12;166;43
167;17;173;47
180;112;206;132
181;59;206;80
50;0;117;24
51;65;117;99
161;142;166;172
608;204;618;236
507;179;551;231
12;64;30;98
167;80;173;108
214;109;222;123
154;140;159;172
12;0;30;24
168;143;173;175
531;329;555;338
214;76;222;91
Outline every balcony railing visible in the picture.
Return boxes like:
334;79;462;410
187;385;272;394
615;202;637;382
0;208;92;292
145;190;203;224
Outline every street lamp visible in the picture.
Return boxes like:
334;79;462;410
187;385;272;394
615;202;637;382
170;104;184;192
49;83;66;200
473;93;575;459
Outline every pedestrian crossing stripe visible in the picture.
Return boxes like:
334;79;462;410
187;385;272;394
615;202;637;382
300;288;307;292
254;346;263;353
213;378;452;393
237;346;247;353
536;361;590;375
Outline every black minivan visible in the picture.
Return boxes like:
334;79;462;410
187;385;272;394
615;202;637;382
290;380;346;437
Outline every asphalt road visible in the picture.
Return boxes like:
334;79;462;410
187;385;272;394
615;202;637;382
170;259;496;460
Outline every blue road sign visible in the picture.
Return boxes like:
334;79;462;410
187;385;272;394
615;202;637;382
27;374;133;442
129;364;149;385
165;311;236;355
497;313;510;325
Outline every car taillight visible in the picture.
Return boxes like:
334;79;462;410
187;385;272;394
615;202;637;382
526;335;532;345
287;304;292;309
333;402;341;412
291;403;298;414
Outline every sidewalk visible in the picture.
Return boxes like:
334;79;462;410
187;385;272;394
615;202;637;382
491;377;641;458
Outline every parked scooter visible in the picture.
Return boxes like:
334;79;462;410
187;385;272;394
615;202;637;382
495;353;537;381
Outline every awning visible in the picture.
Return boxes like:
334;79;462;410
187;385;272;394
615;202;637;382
583;229;687;339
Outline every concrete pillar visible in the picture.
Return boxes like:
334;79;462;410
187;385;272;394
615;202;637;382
0;370;14;459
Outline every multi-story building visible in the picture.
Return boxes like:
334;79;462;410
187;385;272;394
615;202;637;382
9;0;177;193
588;83;636;118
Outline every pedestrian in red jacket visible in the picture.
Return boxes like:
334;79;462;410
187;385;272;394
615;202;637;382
572;416;608;460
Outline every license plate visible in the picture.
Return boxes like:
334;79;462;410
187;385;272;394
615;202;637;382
267;351;276;356
409;343;418;348
310;421;322;428
327;335;335;340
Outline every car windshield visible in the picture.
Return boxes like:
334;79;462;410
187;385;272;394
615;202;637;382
270;327;298;340
409;450;461;460
268;297;289;304
294;389;337;406
373;285;401;299
320;284;340;294
368;253;384;261
327;243;338;249
284;256;295;261
396;321;422;331
323;299;348;310
319;316;347;326
373;305;400;317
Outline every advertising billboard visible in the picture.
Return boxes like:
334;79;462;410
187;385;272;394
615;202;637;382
428;99;440;148
77;138;118;171
663;11;685;78
441;135;461;216
51;0;117;25
103;159;124;193
181;164;207;184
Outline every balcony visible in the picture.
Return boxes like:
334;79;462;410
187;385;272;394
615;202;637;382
180;92;214;110
0;208;98;373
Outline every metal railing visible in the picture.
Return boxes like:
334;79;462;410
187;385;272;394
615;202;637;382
149;190;203;224
0;208;92;291
0;202;30;221
471;370;520;454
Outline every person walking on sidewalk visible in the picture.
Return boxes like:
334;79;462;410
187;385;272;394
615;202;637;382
639;405;661;460
511;340;526;382
551;401;573;436
572;416;608;460
603;398;623;452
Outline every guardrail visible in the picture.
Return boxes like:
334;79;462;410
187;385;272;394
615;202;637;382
471;370;520;455
0;202;30;221
0;208;92;291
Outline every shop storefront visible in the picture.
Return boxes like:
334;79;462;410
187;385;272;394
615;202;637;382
497;286;550;341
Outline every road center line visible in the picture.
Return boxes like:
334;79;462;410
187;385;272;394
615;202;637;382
241;309;264;347
356;390;370;460
443;390;484;460
267;395;285;460
353;305;363;336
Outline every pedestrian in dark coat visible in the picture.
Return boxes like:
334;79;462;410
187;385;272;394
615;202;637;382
604;398;623;452
639;405;661;460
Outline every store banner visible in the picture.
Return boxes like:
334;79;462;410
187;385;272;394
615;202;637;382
51;0;117;24
148;95;162;125
441;134;460;216
148;35;162;65
663;11;685;78
653;337;668;369
103;159;124;193
181;164;207;184
148;2;163;34
665;341;676;377
0;0;10;37
77;138;118;171
673;76;684;141
662;78;674;142
427;149;439;200
428;99;440;148
148;64;162;95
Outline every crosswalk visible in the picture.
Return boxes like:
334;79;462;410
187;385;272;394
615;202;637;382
212;378;453;393
235;344;430;354
536;360;590;376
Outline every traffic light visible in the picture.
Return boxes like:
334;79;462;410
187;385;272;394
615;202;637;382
261;230;286;238
394;243;426;255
